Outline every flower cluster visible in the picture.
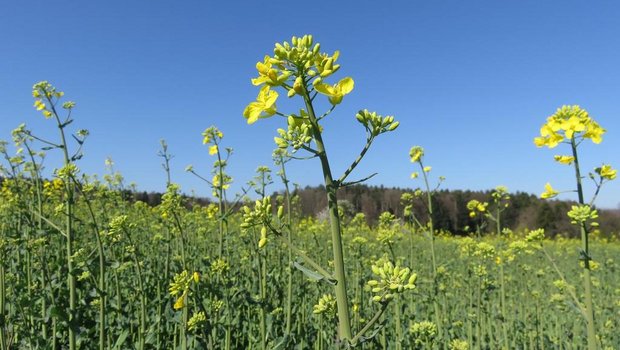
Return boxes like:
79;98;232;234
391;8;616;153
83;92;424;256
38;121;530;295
32;81;74;119
274;113;314;150
169;270;200;310
534;105;605;148
241;196;285;248
540;183;559;199
595;164;617;181
355;109;399;135
313;294;336;315
466;199;488;218
187;311;207;332
567;205;599;227
409;146;424;163
491;186;510;207
410;321;438;346
159;184;183;219
244;34;354;124
367;260;417;302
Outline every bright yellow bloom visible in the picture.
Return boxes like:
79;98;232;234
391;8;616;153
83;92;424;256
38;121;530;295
409;146;424;163
174;293;186;310
34;100;45;111
410;172;419;179
540;182;559;199
583;120;605;144
597;164;617;180
243;86;278;124
208;145;218;156
251;55;290;86
534;106;606;148
314;77;354;105
560;116;585;139
212;174;230;190
553;155;574;165
423;166;432;173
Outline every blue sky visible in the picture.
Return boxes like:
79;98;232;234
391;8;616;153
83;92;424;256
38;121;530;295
1;1;619;208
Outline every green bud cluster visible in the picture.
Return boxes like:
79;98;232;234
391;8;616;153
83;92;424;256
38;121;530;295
567;204;599;226
240;197;286;248
525;228;546;243
312;293;336;315
410;321;438;346
367;260;417;302
56;163;79;179
355;109;399;136
241;196;273;230
274;112;314;150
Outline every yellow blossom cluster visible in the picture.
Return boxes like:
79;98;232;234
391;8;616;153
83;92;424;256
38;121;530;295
244;35;354;124
534;105;605;148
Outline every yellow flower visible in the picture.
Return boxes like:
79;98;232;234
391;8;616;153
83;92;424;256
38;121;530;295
410;172;419;179
34;100;45;111
535;106;606;147
251;55;290;86
583;120;605;144
553;155;574;165
541;182;559;199
174;293;186;310
423;166;432;173
243;86;278;124
212;174;230;190
314;77;354;105
409;146;424;163
560;116;585;139
208;145;218;156
597;164;617;180
534;124;564;148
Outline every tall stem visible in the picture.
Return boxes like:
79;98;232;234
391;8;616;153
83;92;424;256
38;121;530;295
0;263;5;350
421;162;443;340
277;156;294;336
50;104;76;350
302;86;352;342
570;139;597;350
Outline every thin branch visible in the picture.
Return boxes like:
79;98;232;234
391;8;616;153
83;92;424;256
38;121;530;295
266;223;335;282
317;105;336;122
350;301;390;346
337;135;375;186
339;172;378;188
29;210;67;238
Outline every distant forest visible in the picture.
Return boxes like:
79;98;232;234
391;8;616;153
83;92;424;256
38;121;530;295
2;175;618;238
130;184;620;238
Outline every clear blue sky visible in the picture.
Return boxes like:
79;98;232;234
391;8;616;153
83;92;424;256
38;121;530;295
2;1;619;208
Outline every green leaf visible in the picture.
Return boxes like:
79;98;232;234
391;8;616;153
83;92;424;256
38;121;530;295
293;260;336;285
113;329;129;350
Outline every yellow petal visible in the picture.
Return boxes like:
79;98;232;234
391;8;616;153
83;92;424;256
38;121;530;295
174;294;185;310
337;77;354;95
314;83;334;96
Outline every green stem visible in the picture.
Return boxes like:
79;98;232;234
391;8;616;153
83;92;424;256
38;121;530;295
0;263;5;350
350;302;389;346
394;298;402;350
420;160;443;340
49;99;76;350
73;179;107;350
301;81;352;342
570;138;597;350
277;155;295;337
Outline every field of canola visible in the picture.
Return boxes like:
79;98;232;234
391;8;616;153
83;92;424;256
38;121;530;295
1;35;619;349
